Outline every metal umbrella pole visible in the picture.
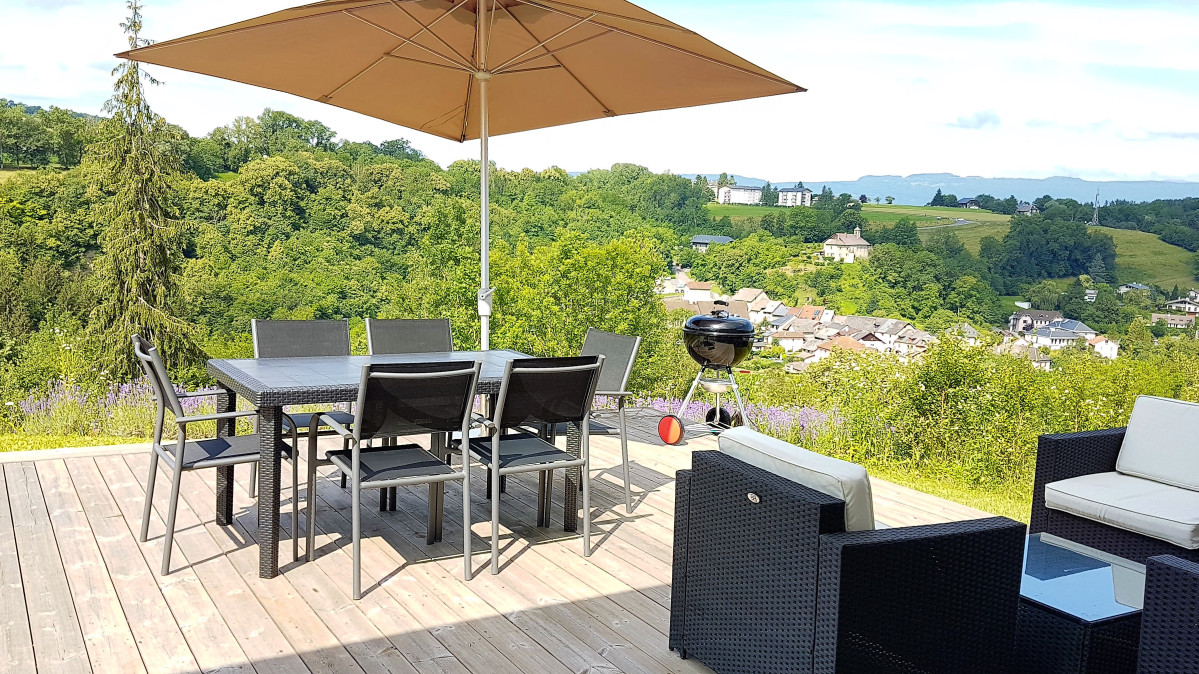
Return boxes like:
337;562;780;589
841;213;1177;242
476;1;494;350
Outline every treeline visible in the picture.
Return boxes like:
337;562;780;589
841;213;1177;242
1099;198;1199;251
0;100;97;168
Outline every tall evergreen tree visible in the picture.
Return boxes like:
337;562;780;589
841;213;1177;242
88;0;197;380
1086;253;1108;284
928;188;944;207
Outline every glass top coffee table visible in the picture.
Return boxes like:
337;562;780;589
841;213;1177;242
1016;534;1145;674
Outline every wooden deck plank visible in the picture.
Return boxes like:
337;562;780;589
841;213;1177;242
97;454;310;674
36;460;146;674
64;457;200;674
0;467;36;673
4;462;91;673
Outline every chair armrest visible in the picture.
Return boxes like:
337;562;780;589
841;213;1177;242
471;414;498;436
1030;427;1125;533
318;414;355;439
1138;555;1199;673
177;388;227;398
594;391;633;398
814;517;1026;673
175;410;258;425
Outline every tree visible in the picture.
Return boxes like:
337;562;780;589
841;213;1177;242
694;174;714;201
885;196;894;205
87;1;197;380
39;107;92;167
858;194;868;204
1086;253;1108;284
928;188;944;207
873;196;881;204
716;172;734;190
759;181;777;207
1024;280;1060;311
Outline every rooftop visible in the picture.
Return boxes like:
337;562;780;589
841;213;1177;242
0;419;988;673
689;235;733;245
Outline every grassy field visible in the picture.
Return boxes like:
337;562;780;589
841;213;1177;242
705;203;775;220
1099;226;1197;290
0;169;36;183
863;203;1011;227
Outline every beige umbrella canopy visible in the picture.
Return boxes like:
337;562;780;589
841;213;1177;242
120;0;803;347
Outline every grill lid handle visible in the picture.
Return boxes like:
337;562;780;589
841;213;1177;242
712;299;730;318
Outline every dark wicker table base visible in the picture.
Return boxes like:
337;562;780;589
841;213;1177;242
1016;599;1141;674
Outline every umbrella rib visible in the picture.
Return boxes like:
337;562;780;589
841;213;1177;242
513;0;803;90
320;54;389;100
343;9;473;71
458;62;475;142
387;0;476;69
497;3;615;116
489;13;596;74
494;30;609;73
521;0;688;32
384;54;472;72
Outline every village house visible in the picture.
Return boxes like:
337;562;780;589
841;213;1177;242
732;288;768;306
1009;308;1063;333
957;197;980;209
1046;318;1098;339
810;335;867;363
690;234;733;253
777;186;813;207
946;323;981;346
1016;202;1040;216
770;330;809;354
822;227;872;263
1165;297;1199;315
1151;313;1196;329
682;281;715;302
1032;327;1084;350
1089;336;1119;360
1119;282;1151;294
717;185;762;205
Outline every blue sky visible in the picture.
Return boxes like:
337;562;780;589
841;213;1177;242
4;0;1199;182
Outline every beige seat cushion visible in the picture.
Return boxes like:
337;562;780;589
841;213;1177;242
1045;472;1199;550
718;427;874;532
1116;395;1199;492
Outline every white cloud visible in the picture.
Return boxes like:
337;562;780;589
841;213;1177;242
3;0;1199;182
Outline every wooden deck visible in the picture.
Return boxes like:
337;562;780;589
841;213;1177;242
0;415;990;674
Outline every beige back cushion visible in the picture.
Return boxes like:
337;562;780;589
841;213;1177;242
717;427;874;532
1116;396;1199;492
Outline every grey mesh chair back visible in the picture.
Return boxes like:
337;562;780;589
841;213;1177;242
352;361;481;442
252;319;350;358
366;318;453;355
494;356;604;429
581;328;641;393
132;335;184;422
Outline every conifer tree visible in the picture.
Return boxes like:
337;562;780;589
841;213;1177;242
88;0;197;380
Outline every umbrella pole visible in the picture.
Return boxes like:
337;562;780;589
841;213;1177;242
478;74;491;350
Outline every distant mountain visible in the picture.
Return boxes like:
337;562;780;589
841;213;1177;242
679;173;1199;206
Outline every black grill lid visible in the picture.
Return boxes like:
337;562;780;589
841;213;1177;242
683;302;755;337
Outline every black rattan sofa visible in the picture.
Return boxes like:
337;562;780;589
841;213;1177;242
1137;555;1199;673
670;449;1026;674
1030;427;1199;565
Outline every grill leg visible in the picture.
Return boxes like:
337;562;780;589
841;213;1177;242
675;371;704;418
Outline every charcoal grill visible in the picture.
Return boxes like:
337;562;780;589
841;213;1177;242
659;301;755;444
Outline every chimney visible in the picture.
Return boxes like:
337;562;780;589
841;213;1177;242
854;226;861;237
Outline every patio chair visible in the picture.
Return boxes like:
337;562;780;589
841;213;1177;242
132;335;300;575
670;427;1026;674
580;328;641;513
1030;395;1199;564
248;319;359;501
1137;555;1199;673
470;356;604;574
304;360;481;598
365;318;453;354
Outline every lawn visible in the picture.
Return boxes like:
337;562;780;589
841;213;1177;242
705;203;776;220
0;169;36;183
1098;226;1197;290
864;203;1011;227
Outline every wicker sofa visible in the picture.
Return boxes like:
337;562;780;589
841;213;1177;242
1030;396;1199;565
1137;554;1199;673
669;428;1026;674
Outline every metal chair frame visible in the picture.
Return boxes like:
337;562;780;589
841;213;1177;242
581;328;641;513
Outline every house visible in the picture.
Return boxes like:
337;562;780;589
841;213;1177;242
1015;203;1040;216
1046;318;1097;339
946;323;981;345
1009;309;1062;333
1088;336;1119;360
1084;289;1098;303
957;198;980;209
683;281;715;302
777;187;813;207
732;288;768;305
770;331;808;353
795;304;834;322
1032;327;1084;350
1151;313;1195;329
995;335;1051;371
1118;282;1151;294
690;235;733;253
717;185;762;205
1165;297;1199;316
822;227;872;263
811;335;867;362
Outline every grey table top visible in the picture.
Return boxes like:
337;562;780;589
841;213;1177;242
207;349;532;406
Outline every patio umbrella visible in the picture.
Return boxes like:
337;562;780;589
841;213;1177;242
118;0;803;349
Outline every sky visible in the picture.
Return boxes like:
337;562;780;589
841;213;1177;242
4;0;1199;183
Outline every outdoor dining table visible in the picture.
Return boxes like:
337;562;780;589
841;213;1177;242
207;349;585;579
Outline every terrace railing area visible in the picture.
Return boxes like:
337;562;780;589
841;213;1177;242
0;412;989;674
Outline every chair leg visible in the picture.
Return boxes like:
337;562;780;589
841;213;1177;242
352;473;362;600
249;462;257;499
306;466;319;563
291;455;299;562
427;483;438;545
379;488;387;512
139;450;159;542
491;464;501;575
619;406;632;514
160;465;185;575
462;472;473;581
340;473;347;489
536;471;547;528
582;456;592;558
486;468;493;500
389;486;397;511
